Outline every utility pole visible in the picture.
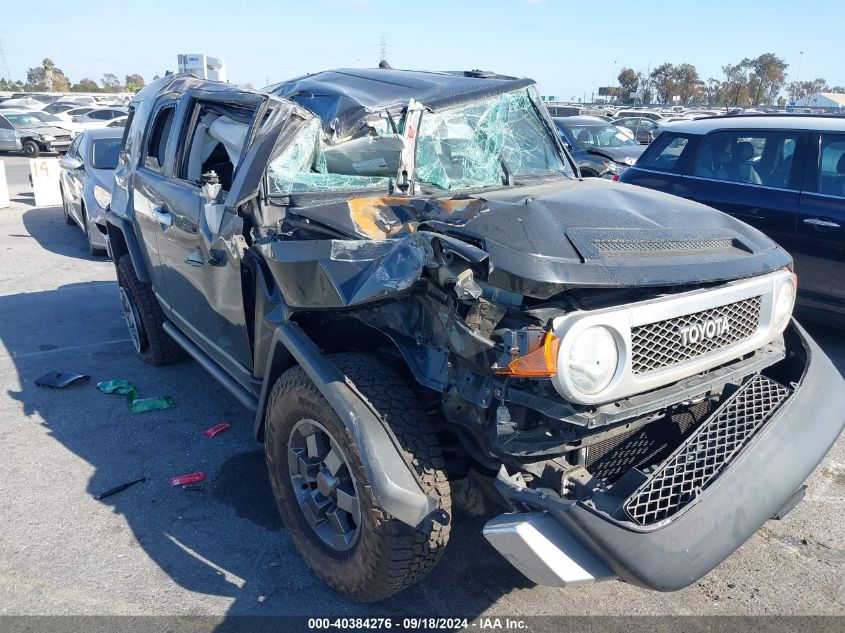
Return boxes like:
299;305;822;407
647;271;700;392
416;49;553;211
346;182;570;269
0;40;12;83
379;36;388;63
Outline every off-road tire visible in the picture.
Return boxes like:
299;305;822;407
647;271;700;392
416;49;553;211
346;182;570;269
22;140;39;158
116;255;184;366
265;353;451;602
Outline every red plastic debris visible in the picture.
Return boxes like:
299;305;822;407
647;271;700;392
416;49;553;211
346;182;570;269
170;471;205;487
204;422;231;438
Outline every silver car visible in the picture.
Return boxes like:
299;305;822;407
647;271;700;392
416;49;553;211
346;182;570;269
58;127;122;255
0;109;73;157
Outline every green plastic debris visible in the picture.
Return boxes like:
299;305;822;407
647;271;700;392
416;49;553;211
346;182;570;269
96;379;176;414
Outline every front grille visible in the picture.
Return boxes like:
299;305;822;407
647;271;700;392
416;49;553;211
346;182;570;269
624;375;791;526
631;296;761;374
594;237;734;255
586;400;713;482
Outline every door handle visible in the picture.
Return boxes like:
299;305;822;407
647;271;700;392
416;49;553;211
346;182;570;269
803;217;841;229
152;207;172;229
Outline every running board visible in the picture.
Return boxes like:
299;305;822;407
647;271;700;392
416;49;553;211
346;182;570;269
162;321;259;411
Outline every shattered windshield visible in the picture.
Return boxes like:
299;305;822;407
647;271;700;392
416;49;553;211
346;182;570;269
415;89;570;190
266;87;569;195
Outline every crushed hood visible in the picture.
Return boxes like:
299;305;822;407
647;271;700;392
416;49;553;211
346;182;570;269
24;125;72;138
448;179;791;297
269;178;791;306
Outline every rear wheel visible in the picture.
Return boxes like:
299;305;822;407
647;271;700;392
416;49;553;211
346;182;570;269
265;353;451;602
22;140;39;158
116;255;184;365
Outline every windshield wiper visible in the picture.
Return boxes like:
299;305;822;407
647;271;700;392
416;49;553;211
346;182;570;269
500;157;514;186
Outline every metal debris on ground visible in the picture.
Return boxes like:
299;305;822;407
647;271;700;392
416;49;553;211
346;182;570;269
170;471;205;487
93;476;146;500
96;379;176;413
182;483;205;491
34;371;91;389
204;422;231;438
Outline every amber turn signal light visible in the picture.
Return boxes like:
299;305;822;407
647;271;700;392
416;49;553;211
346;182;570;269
494;331;561;377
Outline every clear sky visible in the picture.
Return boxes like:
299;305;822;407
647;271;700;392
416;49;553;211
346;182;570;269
0;0;841;98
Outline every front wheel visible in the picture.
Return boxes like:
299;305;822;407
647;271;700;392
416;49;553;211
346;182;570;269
265;353;451;602
22;140;39;158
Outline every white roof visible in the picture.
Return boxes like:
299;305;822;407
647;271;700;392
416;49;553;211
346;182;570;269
818;93;845;106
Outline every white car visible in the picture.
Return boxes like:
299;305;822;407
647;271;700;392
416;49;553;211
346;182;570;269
72;107;128;129
0;97;46;110
56;106;96;123
25;110;84;137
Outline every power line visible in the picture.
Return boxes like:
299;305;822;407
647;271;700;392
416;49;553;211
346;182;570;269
0;39;12;82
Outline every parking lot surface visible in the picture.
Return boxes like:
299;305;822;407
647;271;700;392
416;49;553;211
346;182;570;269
0;154;843;619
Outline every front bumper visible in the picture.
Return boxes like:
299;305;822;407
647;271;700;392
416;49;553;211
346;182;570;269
485;320;845;591
40;139;72;153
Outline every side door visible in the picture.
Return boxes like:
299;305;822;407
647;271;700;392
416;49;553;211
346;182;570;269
684;129;806;252
153;90;261;375
0;115;15;150
130;100;187;315
793;132;845;313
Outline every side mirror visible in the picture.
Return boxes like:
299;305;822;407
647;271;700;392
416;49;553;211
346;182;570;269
59;156;83;170
564;143;574;153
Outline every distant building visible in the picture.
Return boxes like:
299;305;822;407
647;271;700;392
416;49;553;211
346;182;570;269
794;92;845;109
177;54;227;82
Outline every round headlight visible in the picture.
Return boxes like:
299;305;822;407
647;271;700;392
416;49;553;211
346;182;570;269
566;325;619;395
773;275;796;332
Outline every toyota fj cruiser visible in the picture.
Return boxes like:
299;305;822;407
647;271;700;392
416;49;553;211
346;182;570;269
105;69;845;602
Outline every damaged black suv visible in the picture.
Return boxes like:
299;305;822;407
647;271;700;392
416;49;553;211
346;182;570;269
105;68;845;601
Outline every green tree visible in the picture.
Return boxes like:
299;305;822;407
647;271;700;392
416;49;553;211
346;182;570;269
673;63;701;104
636;71;653;104
124;74;145;92
704;77;723;105
101;73;121;92
0;78;25;92
617;67;639;103
25;58;70;92
745;53;788;105
787;78;828;102
71;78;100;92
722;63;749;106
650;63;675;103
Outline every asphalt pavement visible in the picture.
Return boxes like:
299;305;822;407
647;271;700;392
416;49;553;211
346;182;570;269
0;154;843;621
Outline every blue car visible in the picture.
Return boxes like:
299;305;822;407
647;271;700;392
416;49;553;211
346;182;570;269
620;115;845;319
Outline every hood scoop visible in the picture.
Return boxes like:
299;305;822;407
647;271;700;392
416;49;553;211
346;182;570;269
567;228;754;264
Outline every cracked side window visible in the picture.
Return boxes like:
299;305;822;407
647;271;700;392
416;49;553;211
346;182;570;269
266;118;392;194
415;89;568;190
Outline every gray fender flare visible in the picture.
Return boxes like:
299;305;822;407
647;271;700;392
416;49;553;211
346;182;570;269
254;321;439;529
104;213;151;285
